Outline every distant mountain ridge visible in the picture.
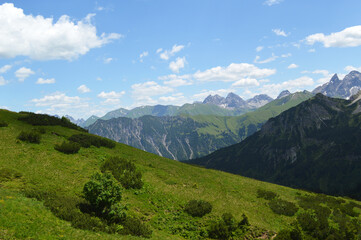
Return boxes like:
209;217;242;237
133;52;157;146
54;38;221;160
88;91;313;160
189;92;361;200
313;70;361;98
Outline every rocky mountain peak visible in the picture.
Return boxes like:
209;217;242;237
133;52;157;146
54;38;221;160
329;74;340;83
203;94;225;105
276;90;291;99
246;94;273;108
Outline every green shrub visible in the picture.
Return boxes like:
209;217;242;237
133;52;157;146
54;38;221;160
0;168;22;182
0;120;8;127
54;141;81;154
33;127;46;134
17;130;41;143
184;200;212;217
121;216;152;238
101;156;143;189
257;189;278;200
83;172;122;216
208;220;230;239
18;112;86;132
274;228;302;240
68;133;116;149
269;199;298;216
238;213;250;227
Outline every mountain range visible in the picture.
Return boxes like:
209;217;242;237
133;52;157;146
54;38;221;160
88;91;313;160
313;70;361;98
189;92;361;200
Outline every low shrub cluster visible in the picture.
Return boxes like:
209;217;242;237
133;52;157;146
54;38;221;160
101;157;143;189
184;200;212;217
54;141;81;154
276;193;361;240
18;112;86;132
82;172;152;238
208;213;250;239
17;130;41;144
257;189;278;200
0;120;8;127
0;168;22;182
269;198;298;216
69;133;116;149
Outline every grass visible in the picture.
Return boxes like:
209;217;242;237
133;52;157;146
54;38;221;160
0;108;360;239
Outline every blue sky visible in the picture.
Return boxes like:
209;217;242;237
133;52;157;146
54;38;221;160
1;0;361;118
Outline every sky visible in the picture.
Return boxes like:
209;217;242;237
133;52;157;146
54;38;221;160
1;0;361;119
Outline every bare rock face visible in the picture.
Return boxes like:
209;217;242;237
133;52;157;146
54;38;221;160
313;71;361;99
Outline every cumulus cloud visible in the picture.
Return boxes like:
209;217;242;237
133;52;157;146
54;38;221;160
305;25;361;48
169;57;186;73
131;81;174;106
78;84;91;93
193;63;276;82
160;74;193;87
0;76;8;86
139;51;148;62
261;76;314;97
0;64;11;73
36;78;55;84
345;65;361;73
272;29;289;37
15;67;34;81
0;3;121;60
256;46;264;52
232;78;260;87
159;44;184;60
288;63;299;69
264;0;283;6
98;91;125;99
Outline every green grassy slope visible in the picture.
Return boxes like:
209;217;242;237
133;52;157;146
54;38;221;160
1;109;360;239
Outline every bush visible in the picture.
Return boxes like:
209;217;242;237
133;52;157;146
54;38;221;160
185;200;212;217
274;228;302;240
0;168;22;182
0;120;8;127
121;216;152;238
17;130;41;143
33;127;46;134
208;220;231;239
269;199;298;216
257;189;278;200
83;172;122;216
238;213;250;227
54;141;80;154
69;133;116;149
18;112;87;132
101;157;143;189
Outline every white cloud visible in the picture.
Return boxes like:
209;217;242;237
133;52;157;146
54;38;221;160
264;0;283;6
159;44;184;60
345;65;361;73
15;67;34;81
158;93;187;105
193;89;234;101
97;91;125;105
0;76;8;86
261;76;314;97
132;81;173;97
0;105;8;109
104;57;113;64
256;46;264;52
0;64;11;73
254;53;291;64
78;84;91;93
160;74;193;87
193;63;276;82
36;78;55;84
139;51;148;62
96;77;102;81
272;29;289;37
169;57;187;73
0;3;121;60
156;48;163;54
98;91;125;99
232;78;260;87
308;48;316;53
306;25;361;48
288;63;299;69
